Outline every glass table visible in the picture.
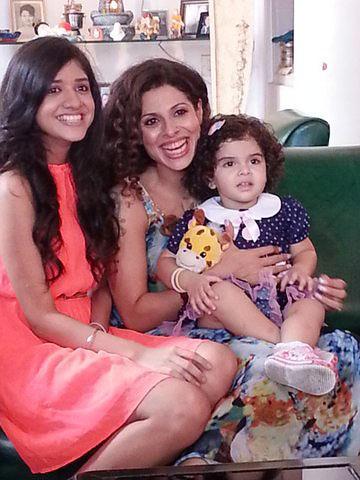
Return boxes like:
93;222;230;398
75;456;360;479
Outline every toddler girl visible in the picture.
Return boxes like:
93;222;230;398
158;114;337;396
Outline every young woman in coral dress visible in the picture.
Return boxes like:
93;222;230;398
0;37;237;475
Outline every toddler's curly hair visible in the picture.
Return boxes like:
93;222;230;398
184;114;284;202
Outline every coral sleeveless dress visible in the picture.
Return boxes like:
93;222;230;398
0;163;203;474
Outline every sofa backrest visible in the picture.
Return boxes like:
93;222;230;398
277;146;360;333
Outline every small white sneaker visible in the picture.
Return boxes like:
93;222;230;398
264;342;338;396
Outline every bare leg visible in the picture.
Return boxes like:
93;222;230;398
198;281;280;344
264;298;336;395
281;298;325;346
195;341;238;406
78;378;211;472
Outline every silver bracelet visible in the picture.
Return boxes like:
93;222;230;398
89;321;107;333
85;328;100;351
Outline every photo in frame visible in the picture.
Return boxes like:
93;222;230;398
180;0;208;37
98;82;110;107
11;0;45;39
196;11;210;37
143;10;168;38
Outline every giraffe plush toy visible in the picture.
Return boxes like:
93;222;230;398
176;209;231;274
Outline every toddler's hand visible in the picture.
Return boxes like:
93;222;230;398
280;266;314;292
181;270;223;316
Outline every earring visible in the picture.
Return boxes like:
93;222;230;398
209;181;217;190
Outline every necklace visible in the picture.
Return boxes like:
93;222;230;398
140;181;195;236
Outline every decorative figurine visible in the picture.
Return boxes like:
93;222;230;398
90;0;133;40
136;12;160;40
110;22;126;41
88;26;103;40
98;0;124;14
34;20;76;40
63;1;85;36
0;29;21;43
272;29;294;75
169;9;184;39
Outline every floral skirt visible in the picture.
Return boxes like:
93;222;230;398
149;325;360;462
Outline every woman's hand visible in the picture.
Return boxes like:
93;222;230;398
314;274;347;311
136;345;212;387
208;220;291;285
180;270;223;316
210;242;291;285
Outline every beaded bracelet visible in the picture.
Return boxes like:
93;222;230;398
170;267;187;293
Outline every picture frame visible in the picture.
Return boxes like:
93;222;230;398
143;10;168;38
180;0;208;37
196;11;210;37
98;82;110;107
11;1;45;39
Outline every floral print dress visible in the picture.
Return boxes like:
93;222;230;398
114;183;360;463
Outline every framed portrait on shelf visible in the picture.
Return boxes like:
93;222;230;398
98;83;110;107
180;0;208;37
196;11;210;37
144;10;168;38
11;0;45;39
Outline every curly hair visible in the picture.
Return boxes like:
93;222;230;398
103;58;211;195
0;36;119;283
184;114;284;202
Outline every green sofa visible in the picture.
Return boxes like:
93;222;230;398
278;146;360;334
267;109;330;147
0;145;359;479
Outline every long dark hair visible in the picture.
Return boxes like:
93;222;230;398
103;58;211;194
0;36;119;282
185;114;284;202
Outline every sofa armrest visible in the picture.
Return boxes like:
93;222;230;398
266;109;330;147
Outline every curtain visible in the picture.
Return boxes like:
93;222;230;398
209;0;253;114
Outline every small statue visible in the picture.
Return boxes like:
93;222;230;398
64;1;82;13
169;9;184;39
136;12;160;40
110;21;125;41
272;30;294;76
98;0;124;14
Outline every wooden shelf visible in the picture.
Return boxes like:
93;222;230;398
0;36;209;46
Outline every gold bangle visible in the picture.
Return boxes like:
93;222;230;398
170;267;186;293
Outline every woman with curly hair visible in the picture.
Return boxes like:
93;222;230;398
0;38;238;475
103;58;360;466
158;113;337;396
104;58;297;332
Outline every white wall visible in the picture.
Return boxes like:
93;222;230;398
293;0;360;145
245;0;267;118
247;0;294;119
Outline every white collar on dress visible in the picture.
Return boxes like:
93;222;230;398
198;193;281;242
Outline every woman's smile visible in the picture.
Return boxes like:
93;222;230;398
141;85;202;171
36;60;95;162
56;113;85;125
161;138;189;158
